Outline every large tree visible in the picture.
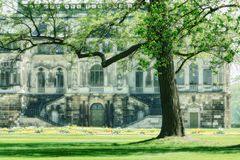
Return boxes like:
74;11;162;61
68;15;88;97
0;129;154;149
0;0;239;138
136;0;239;138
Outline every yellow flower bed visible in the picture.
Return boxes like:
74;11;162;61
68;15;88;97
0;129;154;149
0;127;239;135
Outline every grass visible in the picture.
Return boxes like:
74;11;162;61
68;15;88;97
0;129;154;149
0;128;240;160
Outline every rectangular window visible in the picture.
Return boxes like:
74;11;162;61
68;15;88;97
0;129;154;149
154;74;159;87
0;72;4;86
38;45;49;54
0;71;10;87
135;71;143;88
203;69;212;85
145;71;152;87
0;42;18;52
189;64;199;85
38;44;63;54
218;68;224;85
176;70;185;85
56;45;64;55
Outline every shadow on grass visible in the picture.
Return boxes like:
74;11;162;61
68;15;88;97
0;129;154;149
0;140;240;157
127;137;157;145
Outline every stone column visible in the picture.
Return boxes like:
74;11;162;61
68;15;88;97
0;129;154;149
67;68;71;89
107;67;112;86
79;62;82;86
86;62;89;87
224;93;231;128
104;68;108;87
113;97;124;127
224;64;231;128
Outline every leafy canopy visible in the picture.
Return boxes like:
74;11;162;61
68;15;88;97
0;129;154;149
0;0;239;71
135;0;240;72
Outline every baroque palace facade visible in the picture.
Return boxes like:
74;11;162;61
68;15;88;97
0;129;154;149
0;0;231;128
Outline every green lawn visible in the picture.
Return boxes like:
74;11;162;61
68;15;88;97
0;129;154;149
0;129;240;160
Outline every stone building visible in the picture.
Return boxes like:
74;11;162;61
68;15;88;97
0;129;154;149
0;48;231;128
0;0;231;128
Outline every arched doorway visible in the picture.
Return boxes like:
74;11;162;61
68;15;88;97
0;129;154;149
90;103;105;127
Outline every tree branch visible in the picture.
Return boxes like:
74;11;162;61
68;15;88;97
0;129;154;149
78;0;146;52
169;0;190;12
75;42;146;68
177;3;240;40
102;42;146;67
175;50;206;73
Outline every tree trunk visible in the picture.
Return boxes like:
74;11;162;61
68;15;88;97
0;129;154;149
156;54;185;138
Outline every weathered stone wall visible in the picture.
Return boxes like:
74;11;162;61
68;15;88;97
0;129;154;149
0;94;22;127
179;92;228;128
0;92;230;128
40;94;149;127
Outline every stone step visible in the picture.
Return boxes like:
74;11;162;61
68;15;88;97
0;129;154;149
126;115;162;128
17;116;53;127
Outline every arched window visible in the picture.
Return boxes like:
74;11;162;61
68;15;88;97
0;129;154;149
203;68;212;85
135;70;143;88
38;22;47;34
176;69;185;85
91;103;104;110
189;63;199;85
102;41;113;53
0;62;20;88
90;64;104;87
135;68;143;92
55;68;64;88
38;68;45;91
145;70;152;87
32;22;47;36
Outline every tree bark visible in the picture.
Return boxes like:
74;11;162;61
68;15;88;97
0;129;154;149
156;54;185;138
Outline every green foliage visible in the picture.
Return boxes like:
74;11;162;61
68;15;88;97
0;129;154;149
0;0;239;70
0;0;140;59
135;0;240;70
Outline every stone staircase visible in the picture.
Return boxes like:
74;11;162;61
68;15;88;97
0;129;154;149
126;115;162;128
37;116;64;127
16;115;54;127
23;94;66;126
24;94;64;117
130;94;162;115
